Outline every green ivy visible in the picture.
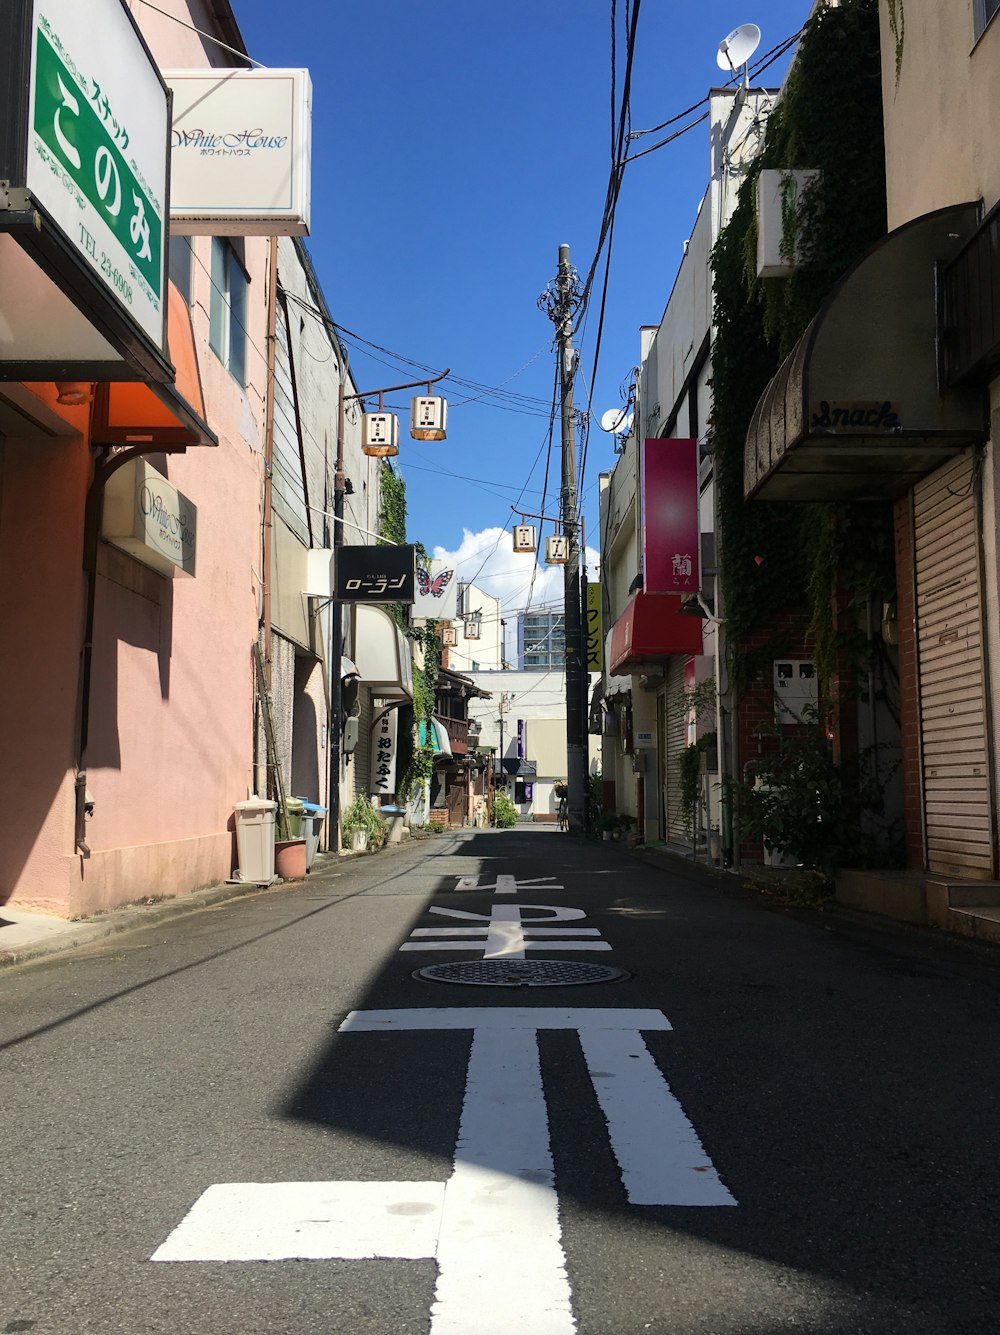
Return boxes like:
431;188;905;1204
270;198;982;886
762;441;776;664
710;0;888;688
374;460;440;797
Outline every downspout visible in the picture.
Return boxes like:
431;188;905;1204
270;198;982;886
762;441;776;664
76;436;187;855
258;234;278;798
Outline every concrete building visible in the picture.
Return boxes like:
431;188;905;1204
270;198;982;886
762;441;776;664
466;669;600;822
598;85;775;847
516;607;565;671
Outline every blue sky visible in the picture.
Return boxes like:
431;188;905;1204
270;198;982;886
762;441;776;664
231;0;810;618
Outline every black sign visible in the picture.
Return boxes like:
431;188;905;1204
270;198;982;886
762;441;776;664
334;544;416;603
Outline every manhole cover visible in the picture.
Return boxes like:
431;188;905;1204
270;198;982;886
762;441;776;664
413;959;629;987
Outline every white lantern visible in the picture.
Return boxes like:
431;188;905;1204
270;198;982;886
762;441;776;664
362;412;400;457
410;395;448;441
441;625;458;647
464;616;481;640
512;524;537;553
545;534;569;564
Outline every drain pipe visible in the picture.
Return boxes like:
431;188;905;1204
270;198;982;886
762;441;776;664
76;439;187;856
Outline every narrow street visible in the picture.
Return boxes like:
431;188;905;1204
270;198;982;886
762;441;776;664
2;828;999;1334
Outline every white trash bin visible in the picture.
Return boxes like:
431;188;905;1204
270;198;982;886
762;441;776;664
234;797;277;882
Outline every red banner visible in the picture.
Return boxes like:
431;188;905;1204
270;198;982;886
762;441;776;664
642;439;700;595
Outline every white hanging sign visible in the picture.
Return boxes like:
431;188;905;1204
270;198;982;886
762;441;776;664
371;708;398;797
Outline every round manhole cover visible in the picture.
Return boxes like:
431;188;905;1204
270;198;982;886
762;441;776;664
412;959;629;987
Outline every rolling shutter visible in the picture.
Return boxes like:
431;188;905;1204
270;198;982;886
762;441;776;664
914;451;995;876
664;658;688;842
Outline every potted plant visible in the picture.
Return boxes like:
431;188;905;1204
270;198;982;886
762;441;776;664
599;812;619;842
342;795;387;853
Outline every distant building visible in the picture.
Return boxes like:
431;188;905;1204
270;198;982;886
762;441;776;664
516;608;565;671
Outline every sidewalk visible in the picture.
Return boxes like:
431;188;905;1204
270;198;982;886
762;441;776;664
0;877;293;972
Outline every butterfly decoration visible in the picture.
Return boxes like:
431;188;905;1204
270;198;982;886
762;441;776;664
416;567;454;599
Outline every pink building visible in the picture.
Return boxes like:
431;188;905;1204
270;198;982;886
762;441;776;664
0;0;382;918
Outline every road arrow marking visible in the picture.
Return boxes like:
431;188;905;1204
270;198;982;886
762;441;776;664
400;903;610;958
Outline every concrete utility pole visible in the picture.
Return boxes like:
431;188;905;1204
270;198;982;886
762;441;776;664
550;244;588;834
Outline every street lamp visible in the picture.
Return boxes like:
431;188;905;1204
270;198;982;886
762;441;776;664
328;367;450;852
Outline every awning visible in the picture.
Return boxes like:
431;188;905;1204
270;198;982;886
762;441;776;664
603;629;632;697
90;283;216;448
502;758;537;777
418;716;453;760
608;592;703;676
745;202;989;502
349;604;414;700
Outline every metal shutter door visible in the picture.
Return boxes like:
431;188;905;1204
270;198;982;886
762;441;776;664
914;451;994;877
664;658;688;842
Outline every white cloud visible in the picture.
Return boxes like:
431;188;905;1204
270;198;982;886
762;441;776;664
431;527;600;619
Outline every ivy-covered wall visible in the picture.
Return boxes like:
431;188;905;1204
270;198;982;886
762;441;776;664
711;0;890;682
377;461;437;797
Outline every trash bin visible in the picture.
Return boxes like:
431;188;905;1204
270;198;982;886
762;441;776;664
281;796;305;839
234;797;276;883
380;804;406;845
295;798;328;870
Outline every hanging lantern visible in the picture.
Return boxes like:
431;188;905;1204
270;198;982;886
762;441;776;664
410;395;448;441
545;534;569;564
512;523;537;554
441;625;458;647
464;615;481;641
362;412;400;457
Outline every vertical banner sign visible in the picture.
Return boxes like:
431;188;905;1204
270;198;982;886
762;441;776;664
642;439;700;595
586;583;603;672
28;0;168;348
516;720;525;760
371;709;398;797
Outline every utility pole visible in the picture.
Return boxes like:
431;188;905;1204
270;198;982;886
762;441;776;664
545;243;588;834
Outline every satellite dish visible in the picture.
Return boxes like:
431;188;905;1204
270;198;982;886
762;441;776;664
600;407;633;433
717;22;761;75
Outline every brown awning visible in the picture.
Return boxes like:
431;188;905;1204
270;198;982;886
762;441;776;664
745;203;988;502
90;283;216;448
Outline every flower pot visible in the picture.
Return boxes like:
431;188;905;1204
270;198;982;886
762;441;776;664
351;829;369;852
274;838;307;880
602;831;613;842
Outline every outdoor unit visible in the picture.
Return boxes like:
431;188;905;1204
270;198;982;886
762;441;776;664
410;396;447;441
362;412;400;457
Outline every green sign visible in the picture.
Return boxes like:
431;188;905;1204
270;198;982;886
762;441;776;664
32;25;162;309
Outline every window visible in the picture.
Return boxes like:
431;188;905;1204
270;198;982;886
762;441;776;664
977;0;1000;36
209;237;248;385
168;235;193;306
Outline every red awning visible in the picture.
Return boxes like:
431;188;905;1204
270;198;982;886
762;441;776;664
608;592;703;675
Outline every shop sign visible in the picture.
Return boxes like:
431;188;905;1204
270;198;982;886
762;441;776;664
26;0;168;347
412;560;458;620
102;458;196;577
371;709;399;797
586;583;603;672
642;439;700;595
635;731;655;748
163;68;312;236
334;545;416;603
516;720;525;760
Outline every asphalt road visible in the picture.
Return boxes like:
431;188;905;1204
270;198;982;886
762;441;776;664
2;827;999;1334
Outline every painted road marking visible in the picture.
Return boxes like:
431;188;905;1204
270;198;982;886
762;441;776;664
455;875;564;895
153;1008;734;1329
399;903;611;958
